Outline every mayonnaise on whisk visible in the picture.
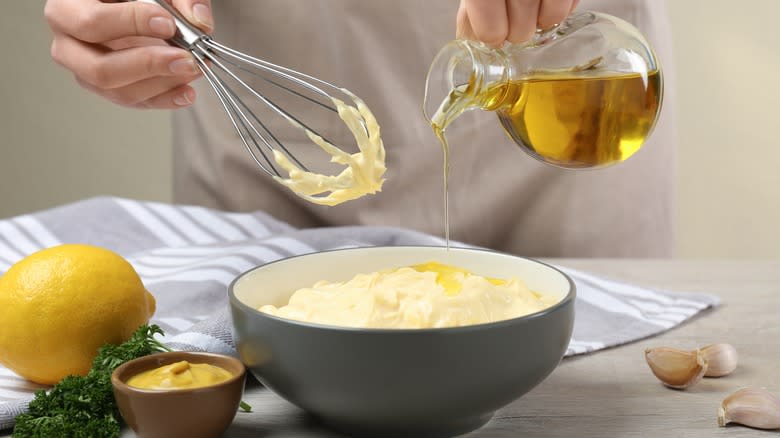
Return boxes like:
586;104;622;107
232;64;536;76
272;89;386;206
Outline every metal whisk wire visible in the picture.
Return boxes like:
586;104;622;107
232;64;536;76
135;0;359;178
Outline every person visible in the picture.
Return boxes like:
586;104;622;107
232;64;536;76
43;0;676;257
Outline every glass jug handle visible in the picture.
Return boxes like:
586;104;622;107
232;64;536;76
521;12;597;48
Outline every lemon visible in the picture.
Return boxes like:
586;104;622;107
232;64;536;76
0;244;156;385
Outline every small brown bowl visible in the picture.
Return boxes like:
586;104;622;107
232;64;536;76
111;351;246;438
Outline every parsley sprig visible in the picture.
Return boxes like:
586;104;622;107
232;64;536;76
13;325;171;438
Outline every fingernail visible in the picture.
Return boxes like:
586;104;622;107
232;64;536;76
173;90;194;106
149;16;175;37
169;57;198;75
192;3;214;30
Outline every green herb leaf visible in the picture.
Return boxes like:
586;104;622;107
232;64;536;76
239;400;252;412
13;324;169;438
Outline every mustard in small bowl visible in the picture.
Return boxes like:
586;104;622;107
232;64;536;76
111;351;246;438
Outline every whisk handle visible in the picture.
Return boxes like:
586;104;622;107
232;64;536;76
125;0;208;49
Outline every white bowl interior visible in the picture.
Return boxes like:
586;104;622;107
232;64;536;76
233;246;571;310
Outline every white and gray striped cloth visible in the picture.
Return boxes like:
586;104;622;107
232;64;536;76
0;197;720;430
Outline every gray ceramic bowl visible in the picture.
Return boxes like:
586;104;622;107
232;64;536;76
229;246;575;437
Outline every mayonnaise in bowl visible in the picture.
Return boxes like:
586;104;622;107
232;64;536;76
258;261;561;329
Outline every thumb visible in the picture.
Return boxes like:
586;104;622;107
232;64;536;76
171;0;214;33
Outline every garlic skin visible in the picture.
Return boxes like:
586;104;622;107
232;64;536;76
718;388;780;429
644;347;708;389
701;343;738;377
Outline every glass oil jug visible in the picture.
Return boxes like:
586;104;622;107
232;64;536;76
424;11;663;169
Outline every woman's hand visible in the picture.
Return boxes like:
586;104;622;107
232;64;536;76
44;0;213;109
457;0;580;47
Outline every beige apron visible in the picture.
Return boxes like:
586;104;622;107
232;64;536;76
173;0;676;257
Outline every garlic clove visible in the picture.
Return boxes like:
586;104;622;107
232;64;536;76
718;388;780;429
701;343;738;377
645;347;708;389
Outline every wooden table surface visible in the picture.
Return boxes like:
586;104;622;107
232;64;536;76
2;260;775;438
116;259;777;437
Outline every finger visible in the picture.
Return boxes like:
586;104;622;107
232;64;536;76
506;0;540;44
463;0;509;47
51;33;198;89
537;0;574;30
45;0;175;43
570;0;580;14
136;84;197;109
455;0;475;40
104;36;169;51
76;73;200;107
171;0;214;32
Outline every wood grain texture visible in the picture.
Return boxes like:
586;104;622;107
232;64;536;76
114;259;780;436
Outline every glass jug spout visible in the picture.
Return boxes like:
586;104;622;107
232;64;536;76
423;40;507;127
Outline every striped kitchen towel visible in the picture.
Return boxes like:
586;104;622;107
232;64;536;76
0;197;720;429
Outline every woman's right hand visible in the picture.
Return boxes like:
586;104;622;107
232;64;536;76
44;0;213;109
457;0;580;47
